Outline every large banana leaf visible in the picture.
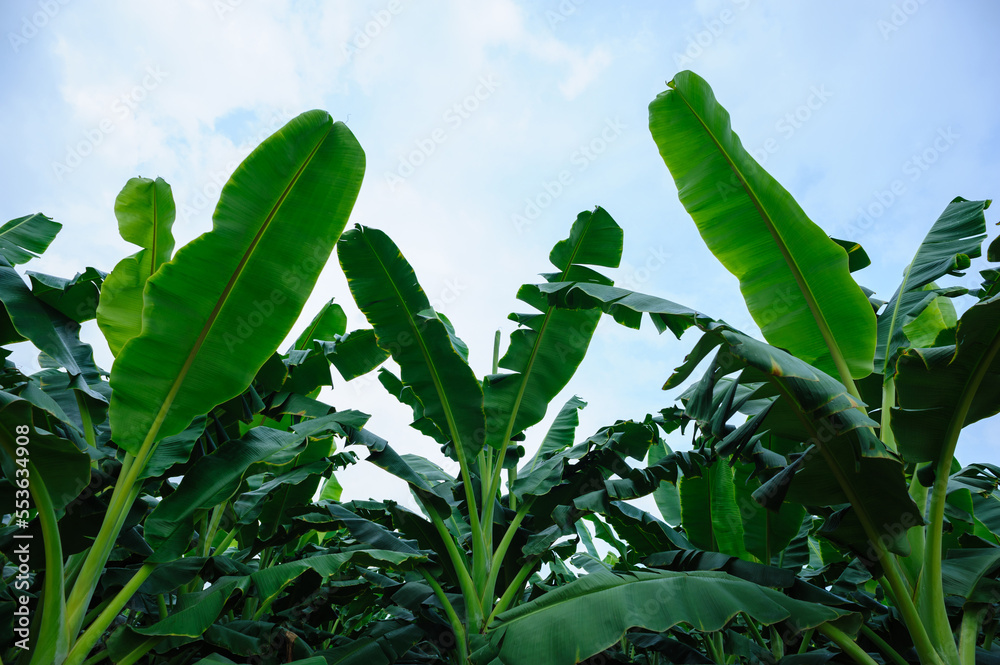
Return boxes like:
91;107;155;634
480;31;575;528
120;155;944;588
892;295;1000;464
874;197;989;379
478;569;858;665
110;111;365;454
97;177;177;356
338;225;485;461
649;71;876;381
485;207;621;449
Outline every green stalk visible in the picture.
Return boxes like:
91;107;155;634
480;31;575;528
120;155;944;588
64;563;156;665
921;332;1000;665
900;466;929;589
482;499;532;606
421;568;468;664
74;391;97;449
202;504;225;557
212;524;239;555
65;440;150;638
861;624;910;665
81;650;109;665
740;612;765;648
428;507;483;629
880;378;898;453
817;623;880;665
486;558;537;625
958;604;987;665
797;628;815;654
115;637;162;665
156;594;168;620
507;467;517;511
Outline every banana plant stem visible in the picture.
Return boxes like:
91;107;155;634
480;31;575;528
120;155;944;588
482;499;532;606
817;623;880;665
64;563;156;665
486;558;537;625
959;604;987;665
860;624;909;665
427;507;483;629
421;568;468;664
922;331;1000;665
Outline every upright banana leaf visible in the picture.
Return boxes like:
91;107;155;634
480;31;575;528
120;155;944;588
484;207;622;449
110;111;365;454
338;225;485;462
679;460;750;559
97;177;177;356
478;569;858;665
874;197;989;380
649;71;876;382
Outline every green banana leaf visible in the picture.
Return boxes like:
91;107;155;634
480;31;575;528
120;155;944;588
679;460;750;558
28;266;104;323
892;295;1000;464
479;569;858;665
110;111;364;454
0;256;102;381
97;176;177;356
649;71;876;381
484;207;621;449
874;197;989;379
291;298;347;350
338;225;484;462
144;427;308;561
0;213;61;265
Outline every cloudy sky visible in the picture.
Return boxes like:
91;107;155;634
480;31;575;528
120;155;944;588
2;0;998;511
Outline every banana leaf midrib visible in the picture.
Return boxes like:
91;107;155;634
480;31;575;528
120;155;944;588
670;84;850;384
143;133;329;448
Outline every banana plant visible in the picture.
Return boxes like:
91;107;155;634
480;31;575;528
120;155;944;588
320;208;869;665
0;109;366;664
535;70;999;665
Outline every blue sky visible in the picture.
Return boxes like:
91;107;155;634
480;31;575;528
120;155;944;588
2;0;998;511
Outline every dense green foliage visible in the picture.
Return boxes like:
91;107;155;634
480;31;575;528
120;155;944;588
0;72;998;665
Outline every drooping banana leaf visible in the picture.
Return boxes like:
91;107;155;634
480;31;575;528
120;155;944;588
478;569;858;665
110;111;365;454
338;225;484;463
874;197;989;380
97;177;177;356
0;213;61;266
892;295;1000;465
649;71;876;383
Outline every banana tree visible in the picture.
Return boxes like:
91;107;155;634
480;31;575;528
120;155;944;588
537;70;999;665
0;109;367;664
320;207;869;665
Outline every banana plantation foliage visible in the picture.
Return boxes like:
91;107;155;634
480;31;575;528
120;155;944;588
1;71;999;665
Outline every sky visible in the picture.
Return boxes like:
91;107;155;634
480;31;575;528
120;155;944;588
1;0;999;514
